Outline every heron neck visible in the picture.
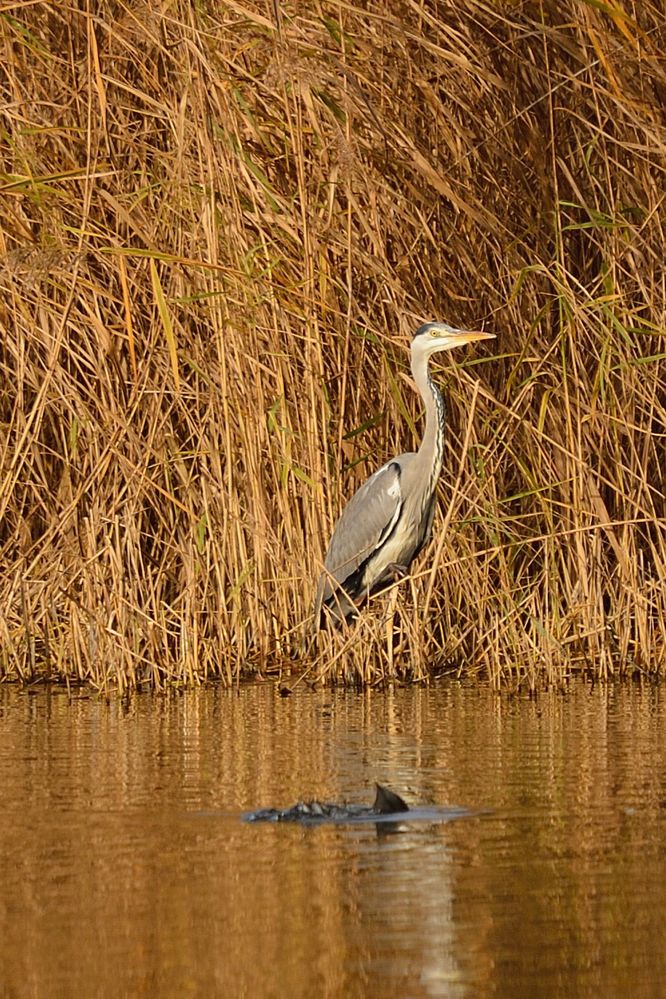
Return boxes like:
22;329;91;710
411;350;446;487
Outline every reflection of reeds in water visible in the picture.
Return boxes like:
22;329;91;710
1;683;664;995
0;3;664;688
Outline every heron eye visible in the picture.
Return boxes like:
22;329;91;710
430;329;440;337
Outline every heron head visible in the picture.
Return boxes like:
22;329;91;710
412;321;495;357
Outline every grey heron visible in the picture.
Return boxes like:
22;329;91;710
314;322;495;628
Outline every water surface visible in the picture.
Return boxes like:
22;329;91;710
0;680;664;997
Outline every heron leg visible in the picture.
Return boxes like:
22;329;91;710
386;562;409;581
385;585;399;678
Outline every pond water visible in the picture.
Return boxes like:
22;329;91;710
0;680;664;998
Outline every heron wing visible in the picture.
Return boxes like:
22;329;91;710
318;457;410;606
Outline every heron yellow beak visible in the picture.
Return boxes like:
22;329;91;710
456;329;495;343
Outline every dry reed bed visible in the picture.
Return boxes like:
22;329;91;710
0;1;664;689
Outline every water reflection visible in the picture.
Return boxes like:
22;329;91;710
0;682;664;997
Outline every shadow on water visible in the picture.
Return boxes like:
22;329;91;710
242;801;472;825
0;680;665;998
